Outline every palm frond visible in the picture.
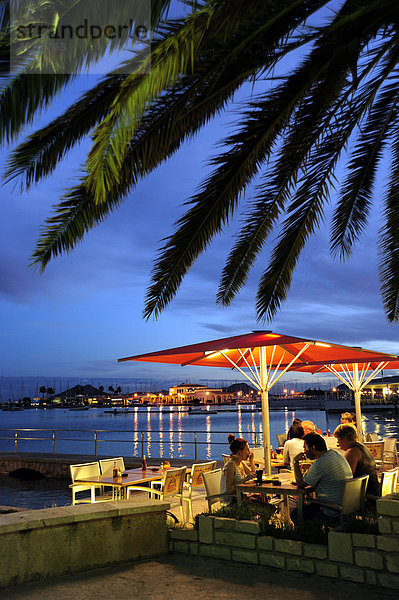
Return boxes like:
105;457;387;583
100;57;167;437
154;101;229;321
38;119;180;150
379;122;399;322
0;0;176;143
85;0;327;205
30;31;304;269
331;67;399;259
5;0;315;189
31;2;321;272
255;72;384;321
4;73;125;187
211;0;383;307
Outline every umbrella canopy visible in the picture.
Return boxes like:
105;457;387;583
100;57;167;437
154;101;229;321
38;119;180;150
119;330;399;474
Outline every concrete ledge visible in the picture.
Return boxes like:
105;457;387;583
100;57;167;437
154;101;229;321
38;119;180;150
0;499;170;588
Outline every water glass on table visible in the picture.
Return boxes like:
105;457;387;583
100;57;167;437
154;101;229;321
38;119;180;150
256;468;263;485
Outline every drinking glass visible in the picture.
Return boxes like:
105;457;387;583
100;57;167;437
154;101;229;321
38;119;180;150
256;469;263;485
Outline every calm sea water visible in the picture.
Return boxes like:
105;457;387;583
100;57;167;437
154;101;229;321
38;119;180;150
0;406;398;510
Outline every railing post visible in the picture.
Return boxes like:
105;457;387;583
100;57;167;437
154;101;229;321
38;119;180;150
14;430;18;453
141;431;144;457
94;431;98;456
254;432;257;447
52;430;55;454
194;432;197;461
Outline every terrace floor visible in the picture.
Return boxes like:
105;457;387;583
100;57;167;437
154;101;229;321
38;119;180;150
1;553;396;600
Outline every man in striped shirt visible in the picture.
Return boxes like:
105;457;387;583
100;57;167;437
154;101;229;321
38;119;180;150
292;432;353;522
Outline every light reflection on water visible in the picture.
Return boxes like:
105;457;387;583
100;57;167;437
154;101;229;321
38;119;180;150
0;405;397;460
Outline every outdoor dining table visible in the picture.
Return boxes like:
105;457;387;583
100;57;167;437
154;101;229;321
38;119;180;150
251;457;286;473
235;471;314;526
74;467;164;500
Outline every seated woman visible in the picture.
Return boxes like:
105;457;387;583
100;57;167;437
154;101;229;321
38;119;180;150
287;418;302;440
221;434;256;504
334;424;380;496
283;425;305;470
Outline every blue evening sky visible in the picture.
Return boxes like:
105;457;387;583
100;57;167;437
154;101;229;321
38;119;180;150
0;2;398;388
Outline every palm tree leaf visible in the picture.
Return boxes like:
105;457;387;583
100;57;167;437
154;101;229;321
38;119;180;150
4;73;125;187
30;3;321;271
379;125;399;322
331;72;399;259
85;0;328;205
255;78;383;322
217;4;399;310
0;0;175;143
5;0;316;189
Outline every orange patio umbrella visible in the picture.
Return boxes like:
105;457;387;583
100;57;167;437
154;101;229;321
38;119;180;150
118;331;399;474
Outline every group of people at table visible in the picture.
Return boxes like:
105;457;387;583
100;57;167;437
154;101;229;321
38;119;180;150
221;412;380;523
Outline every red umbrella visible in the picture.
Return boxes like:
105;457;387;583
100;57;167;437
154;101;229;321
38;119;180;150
119;330;399;474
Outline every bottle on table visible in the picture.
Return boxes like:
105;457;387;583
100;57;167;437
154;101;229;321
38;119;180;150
142;455;147;471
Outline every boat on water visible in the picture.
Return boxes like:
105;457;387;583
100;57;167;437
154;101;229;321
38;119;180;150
104;408;135;414
1;405;24;411
69;406;90;411
188;407;218;415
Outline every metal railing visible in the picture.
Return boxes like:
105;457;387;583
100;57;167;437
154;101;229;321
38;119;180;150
0;428;263;460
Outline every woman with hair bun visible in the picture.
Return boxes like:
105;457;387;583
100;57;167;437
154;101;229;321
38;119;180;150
220;434;256;504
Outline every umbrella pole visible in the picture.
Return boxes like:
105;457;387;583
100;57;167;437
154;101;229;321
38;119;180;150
261;389;272;476
352;363;363;442
354;389;363;442
260;346;272;476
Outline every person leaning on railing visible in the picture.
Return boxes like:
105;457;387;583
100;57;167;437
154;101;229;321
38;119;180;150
334;424;380;496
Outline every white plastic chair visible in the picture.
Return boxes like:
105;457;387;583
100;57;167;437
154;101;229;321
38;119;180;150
182;461;216;522
99;457;125;475
202;468;236;511
367;468;398;501
126;466;187;523
383;438;398;469
310;475;369;525
99;457;126;499
366;433;379;442
276;434;287;449
69;462;112;505
380;468;398;496
364;441;385;470
222;454;230;465
249;446;265;465
324;436;339;449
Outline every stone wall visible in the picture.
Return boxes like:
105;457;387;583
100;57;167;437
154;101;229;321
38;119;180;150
169;493;399;590
0;499;170;588
0;453;141;479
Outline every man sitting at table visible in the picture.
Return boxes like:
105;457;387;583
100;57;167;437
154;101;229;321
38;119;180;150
291;432;353;522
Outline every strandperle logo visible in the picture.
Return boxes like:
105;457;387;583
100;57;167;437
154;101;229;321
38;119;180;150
8;0;152;75
15;19;148;41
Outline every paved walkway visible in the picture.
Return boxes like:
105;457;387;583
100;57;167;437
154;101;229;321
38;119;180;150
1;553;396;600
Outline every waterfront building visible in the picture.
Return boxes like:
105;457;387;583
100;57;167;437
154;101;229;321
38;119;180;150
363;375;399;402
167;384;244;405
